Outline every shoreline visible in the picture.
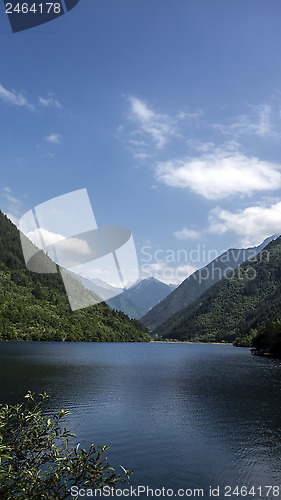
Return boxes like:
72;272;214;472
150;340;234;345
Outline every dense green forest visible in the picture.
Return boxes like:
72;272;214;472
251;321;281;357
155;236;281;344
0;211;150;342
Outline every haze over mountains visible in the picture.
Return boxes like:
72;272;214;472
77;274;176;319
116;277;176;317
142;236;277;331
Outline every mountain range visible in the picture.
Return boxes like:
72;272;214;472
2;205;281;349
142;236;276;331
154;235;281;343
109;277;176;317
77;274;176;319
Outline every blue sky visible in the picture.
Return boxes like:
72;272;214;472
1;0;281;284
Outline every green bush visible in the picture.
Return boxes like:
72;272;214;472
0;392;131;499
252;321;281;357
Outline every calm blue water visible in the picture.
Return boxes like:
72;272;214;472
0;341;281;498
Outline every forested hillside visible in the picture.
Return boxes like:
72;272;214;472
155;236;281;343
0;211;150;342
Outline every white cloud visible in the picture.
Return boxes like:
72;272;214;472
27;228;92;267
38;96;61;108
155;149;281;200
140;260;197;285
45;133;62;144
128;95;176;149
129;97;155;122
27;228;65;248
208;201;281;246
174;228;200;240
27;228;91;254
0;83;34;111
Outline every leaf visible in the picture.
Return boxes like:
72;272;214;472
0;392;131;496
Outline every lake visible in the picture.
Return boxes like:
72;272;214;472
0;341;281;499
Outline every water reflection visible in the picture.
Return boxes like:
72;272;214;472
0;342;280;497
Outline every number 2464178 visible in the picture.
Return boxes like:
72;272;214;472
5;3;62;14
224;486;280;497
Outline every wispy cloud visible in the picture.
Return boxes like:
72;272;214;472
0;84;63;113
38;96;62;108
155;146;281;200
121;96;202;159
0;83;34;111
45;133;63;144
213;104;276;139
174;228;200;240
1;186;23;225
177;109;203;120
122;97;281;165
208;201;281;247
128;95;176;149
